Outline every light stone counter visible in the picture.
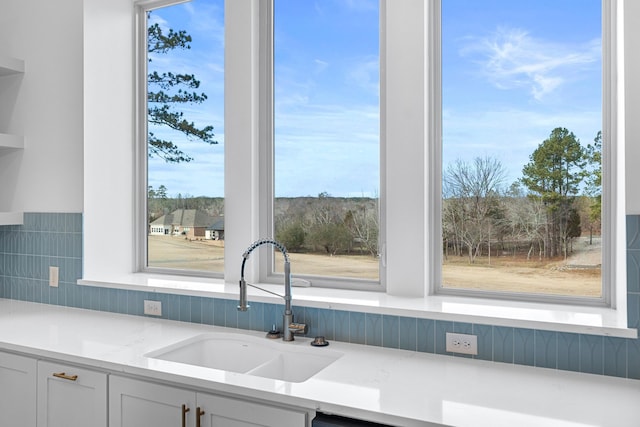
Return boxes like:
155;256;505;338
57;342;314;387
0;299;638;427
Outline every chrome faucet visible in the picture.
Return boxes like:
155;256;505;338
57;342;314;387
238;238;308;341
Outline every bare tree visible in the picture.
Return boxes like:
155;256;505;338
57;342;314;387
503;183;548;260
345;200;379;257
443;157;507;263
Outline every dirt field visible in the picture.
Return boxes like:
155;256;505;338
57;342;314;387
148;235;226;272
147;235;379;277
148;235;601;297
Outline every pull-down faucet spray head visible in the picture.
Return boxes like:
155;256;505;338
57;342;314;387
238;257;251;312
238;239;290;312
238;239;305;341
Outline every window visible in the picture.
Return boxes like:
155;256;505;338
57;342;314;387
439;0;606;301
142;0;225;276
83;0;623;311
272;0;381;284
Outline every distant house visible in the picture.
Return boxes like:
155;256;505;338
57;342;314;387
206;217;225;240
149;209;224;240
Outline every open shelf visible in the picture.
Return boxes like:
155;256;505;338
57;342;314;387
0;56;25;225
0;55;24;76
0;212;23;225
0;56;25;151
0;133;24;150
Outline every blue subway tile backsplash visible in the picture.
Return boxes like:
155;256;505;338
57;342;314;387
493;326;514;364
2;212;640;380
398;316;417;351
417;318;436;354
628;215;640;250
557;332;581;373
534;330;557;369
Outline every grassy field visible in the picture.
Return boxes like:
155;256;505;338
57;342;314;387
148;235;601;297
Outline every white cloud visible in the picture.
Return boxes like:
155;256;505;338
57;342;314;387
182;1;224;46
274;103;380;197
347;56;380;95
314;59;329;73
460;27;600;101
442;106;602;185
147;13;169;33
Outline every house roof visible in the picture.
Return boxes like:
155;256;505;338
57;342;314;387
209;217;225;231
150;209;221;228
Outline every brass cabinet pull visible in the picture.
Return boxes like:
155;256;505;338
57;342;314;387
196;407;205;427
52;372;78;381
181;404;190;427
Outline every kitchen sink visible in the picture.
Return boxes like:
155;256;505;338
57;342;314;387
145;333;342;383
145;334;281;373
245;350;340;383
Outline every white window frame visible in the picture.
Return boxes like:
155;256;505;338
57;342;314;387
135;0;224;279
433;0;625;309
265;1;386;291
83;0;625;312
227;0;432;295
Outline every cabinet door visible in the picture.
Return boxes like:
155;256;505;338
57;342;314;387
197;392;311;427
37;360;107;427
0;352;37;427
109;375;196;427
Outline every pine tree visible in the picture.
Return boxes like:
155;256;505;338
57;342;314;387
147;15;217;163
521;127;587;258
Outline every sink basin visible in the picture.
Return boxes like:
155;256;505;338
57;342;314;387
146;333;342;383
145;334;280;373
246;350;340;383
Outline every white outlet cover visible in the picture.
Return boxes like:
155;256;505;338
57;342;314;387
144;300;162;316
445;332;478;355
49;266;59;288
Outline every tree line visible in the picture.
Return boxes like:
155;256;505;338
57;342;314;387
274;193;379;257
147;188;379;257
149;127;601;262
443;127;601;263
144;16;602;263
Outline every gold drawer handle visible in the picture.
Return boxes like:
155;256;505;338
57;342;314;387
52;372;78;381
196;407;205;427
182;404;190;427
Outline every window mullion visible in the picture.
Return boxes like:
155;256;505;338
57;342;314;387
383;0;430;297
224;0;264;284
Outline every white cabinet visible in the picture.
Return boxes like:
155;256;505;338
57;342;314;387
1;352;315;427
109;375;312;427
109;375;195;427
0;351;37;427
0;55;25;225
197;392;310;427
37;360;107;427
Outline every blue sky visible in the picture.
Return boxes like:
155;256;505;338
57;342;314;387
148;0;601;198
443;0;601;188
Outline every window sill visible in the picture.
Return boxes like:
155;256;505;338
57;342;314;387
78;274;637;339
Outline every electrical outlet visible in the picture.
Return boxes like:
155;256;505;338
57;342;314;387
445;332;478;355
49;266;59;288
144;300;162;316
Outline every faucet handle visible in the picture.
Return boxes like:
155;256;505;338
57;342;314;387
289;322;308;335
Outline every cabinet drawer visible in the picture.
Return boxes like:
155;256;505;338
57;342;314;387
37;360;107;427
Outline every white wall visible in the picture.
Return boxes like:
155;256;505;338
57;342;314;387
0;0;83;213
83;0;136;278
0;0;637;217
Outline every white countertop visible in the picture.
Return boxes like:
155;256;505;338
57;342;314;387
0;298;639;427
